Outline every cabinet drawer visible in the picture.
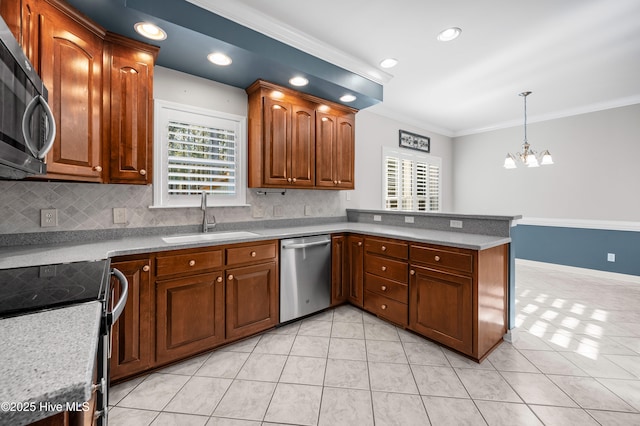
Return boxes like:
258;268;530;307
365;273;408;304
410;245;473;274
365;238;408;260
364;291;408;327
156;249;223;278
226;241;277;266
364;254;408;283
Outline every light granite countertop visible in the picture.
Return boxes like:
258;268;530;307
0;221;511;424
0;222;511;269
0;302;102;425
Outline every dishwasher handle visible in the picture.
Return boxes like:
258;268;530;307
282;239;331;250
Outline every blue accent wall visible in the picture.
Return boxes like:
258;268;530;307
512;225;640;276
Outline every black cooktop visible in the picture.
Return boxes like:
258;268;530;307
0;260;110;318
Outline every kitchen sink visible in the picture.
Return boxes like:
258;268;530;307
162;231;260;244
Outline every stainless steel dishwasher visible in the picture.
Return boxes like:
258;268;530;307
280;234;332;323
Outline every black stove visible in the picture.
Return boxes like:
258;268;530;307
0;260;110;319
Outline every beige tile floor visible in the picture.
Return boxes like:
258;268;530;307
108;263;640;425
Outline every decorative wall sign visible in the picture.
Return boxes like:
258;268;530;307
399;130;430;153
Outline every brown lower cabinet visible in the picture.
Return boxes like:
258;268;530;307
109;240;279;383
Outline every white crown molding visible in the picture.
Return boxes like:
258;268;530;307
516;259;640;284
453;95;640;137
366;104;455;138
515;217;640;232
185;0;393;86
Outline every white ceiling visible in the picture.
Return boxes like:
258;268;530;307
189;0;640;137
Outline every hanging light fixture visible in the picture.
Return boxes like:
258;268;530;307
504;91;553;169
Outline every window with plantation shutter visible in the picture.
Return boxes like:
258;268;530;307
153;100;247;208
382;146;441;212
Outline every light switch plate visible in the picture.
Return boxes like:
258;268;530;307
405;216;414;223
113;207;127;224
373;215;382;222
450;220;463;228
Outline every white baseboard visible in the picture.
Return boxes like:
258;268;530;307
516;259;640;284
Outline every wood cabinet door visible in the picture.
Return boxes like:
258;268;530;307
347;235;364;307
331;235;348;305
155;272;225;364
38;1;104;181
226;262;278;340
110;258;152;381
315;111;336;187
263;97;291;186
409;265;473;354
0;0;38;65
335;116;355;189
289;104;315;186
105;35;156;184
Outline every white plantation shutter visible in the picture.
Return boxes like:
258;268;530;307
167;122;237;195
382;147;441;212
154;100;246;207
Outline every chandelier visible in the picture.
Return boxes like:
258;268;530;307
504;91;553;168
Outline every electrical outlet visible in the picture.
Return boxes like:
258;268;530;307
113;207;127;224
405;216;414;223
373;215;382;222
252;206;264;218
273;205;284;217
304;205;313;216
450;220;463;229
607;253;616;262
39;265;57;277
40;209;58;227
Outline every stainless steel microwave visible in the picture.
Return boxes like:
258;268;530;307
0;16;55;179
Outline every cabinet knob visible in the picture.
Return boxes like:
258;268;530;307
381;266;387;272
381;245;387;251
216;276;223;283
228;274;234;281
287;178;292;183
189;260;196;266
381;285;387;291
434;255;441;262
292;178;297;183
338;180;342;184
250;251;257;257
142;265;150;272
410;269;415;275
358;241;363;246
333;180;338;185
381;304;388;310
139;169;147;176
93;166;102;172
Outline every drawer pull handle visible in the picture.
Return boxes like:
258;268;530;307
410;269;415;275
139;169;147;176
189;260;196;266
216;276;223;283
381;245;387;251
381;266;387;272
381;304;387;310
434;255;441;262
228;274;234;281
250;251;257;257
142;265;150;272
381;285;387;291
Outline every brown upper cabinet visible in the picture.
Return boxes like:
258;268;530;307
1;0;158;184
246;80;357;189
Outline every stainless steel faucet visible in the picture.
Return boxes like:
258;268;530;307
201;191;216;232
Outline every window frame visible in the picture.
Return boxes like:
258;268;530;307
382;146;442;212
152;99;247;208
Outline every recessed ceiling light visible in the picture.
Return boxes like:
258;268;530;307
379;58;398;69
134;22;167;41
340;94;356;103
437;27;462;42
289;76;309;87
207;52;232;66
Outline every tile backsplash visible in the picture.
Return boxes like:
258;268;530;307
0;181;346;235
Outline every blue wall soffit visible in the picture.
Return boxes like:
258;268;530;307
512;225;640;276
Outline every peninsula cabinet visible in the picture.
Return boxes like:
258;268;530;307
246;80;357;189
409;243;508;361
109;255;153;382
